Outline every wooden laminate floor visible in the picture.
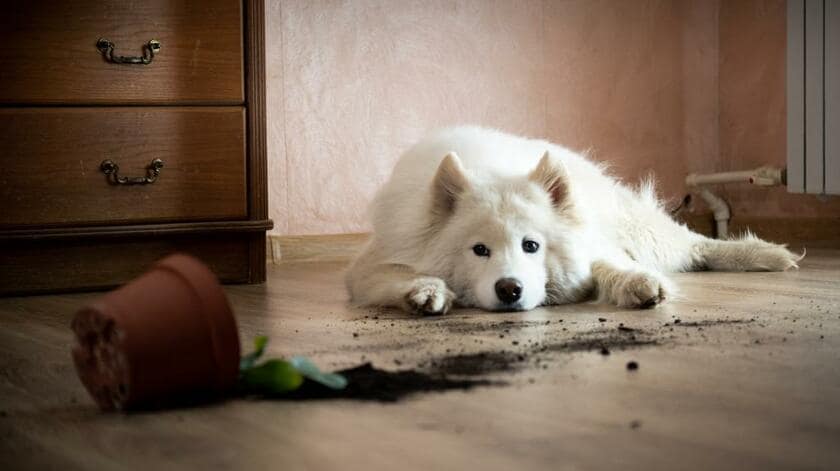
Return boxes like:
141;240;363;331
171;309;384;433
1;251;839;470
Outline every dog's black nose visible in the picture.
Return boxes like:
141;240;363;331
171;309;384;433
495;278;523;304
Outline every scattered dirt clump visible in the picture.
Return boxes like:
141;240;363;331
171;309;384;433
671;319;753;328
281;363;496;402
442;320;551;334
544;328;658;353
327;313;761;402
426;351;525;376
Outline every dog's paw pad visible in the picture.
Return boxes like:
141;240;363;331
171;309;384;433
405;279;454;316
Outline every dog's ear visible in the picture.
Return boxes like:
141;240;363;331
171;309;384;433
431;152;470;217
529;151;569;208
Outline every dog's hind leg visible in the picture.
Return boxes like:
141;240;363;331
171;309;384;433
345;260;455;315
693;233;802;272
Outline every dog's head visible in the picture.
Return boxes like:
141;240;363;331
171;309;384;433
427;151;587;311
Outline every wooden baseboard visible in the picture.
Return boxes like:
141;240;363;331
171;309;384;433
266;216;839;265
678;214;840;247
267;233;369;264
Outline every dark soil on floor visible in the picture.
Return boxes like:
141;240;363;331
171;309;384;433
322;314;762;402
277;363;496;402
417;326;659;377
668;319;753;328
441;319;556;334
424;351;525;376
278;325;662;402
542;328;659;353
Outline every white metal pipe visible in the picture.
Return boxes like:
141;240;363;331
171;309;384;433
697;188;730;239
684;166;785;239
685;166;785;187
686;170;753;186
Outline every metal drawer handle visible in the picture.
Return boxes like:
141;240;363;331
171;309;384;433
100;159;164;185
96;38;161;65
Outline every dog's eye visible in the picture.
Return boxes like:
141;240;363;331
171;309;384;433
522;240;540;253
472;244;490;257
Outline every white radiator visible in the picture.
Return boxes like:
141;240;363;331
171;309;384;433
787;0;840;195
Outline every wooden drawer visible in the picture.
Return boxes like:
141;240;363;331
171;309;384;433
0;0;268;294
0;0;243;104
0;232;259;295
0;108;247;228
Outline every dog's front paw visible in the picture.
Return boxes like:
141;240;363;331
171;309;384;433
613;272;668;309
404;277;455;315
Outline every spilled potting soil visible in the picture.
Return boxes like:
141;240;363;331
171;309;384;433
424;351;525;376
542;328;659;353
277;363;496;402
283;315;764;403
667;319;753;328
281;324;665;402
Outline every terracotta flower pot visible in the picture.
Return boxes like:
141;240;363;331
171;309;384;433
71;254;240;411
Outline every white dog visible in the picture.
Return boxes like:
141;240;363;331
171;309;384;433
346;126;799;314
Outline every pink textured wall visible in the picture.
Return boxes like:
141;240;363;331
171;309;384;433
718;0;840;217
267;0;545;235
269;0;839;236
542;0;719;200
266;0;720;235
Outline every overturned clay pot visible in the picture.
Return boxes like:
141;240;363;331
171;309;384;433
71;254;240;411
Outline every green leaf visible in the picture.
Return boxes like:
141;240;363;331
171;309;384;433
240;359;304;394
240;335;269;371
238;337;346;396
290;356;348;390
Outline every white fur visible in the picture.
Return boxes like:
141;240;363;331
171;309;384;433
346;126;800;314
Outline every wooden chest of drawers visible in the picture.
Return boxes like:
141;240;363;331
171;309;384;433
0;0;271;295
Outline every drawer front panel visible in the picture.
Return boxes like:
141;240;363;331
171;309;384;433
0;108;247;227
0;234;254;295
0;0;243;104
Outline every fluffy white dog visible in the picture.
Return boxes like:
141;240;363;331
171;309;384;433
346;126;799;314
